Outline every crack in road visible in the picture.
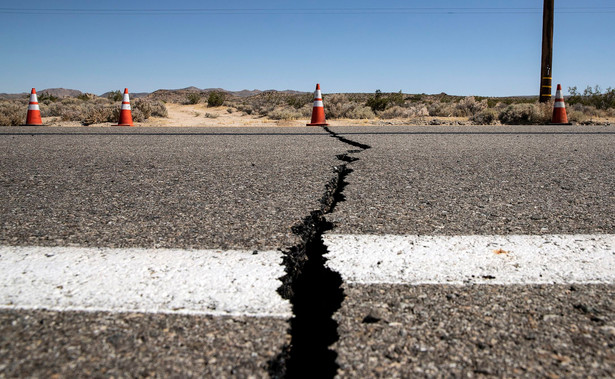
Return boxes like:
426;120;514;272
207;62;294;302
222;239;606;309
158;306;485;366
268;127;371;378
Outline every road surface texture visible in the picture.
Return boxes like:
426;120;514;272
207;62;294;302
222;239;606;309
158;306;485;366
327;125;615;378
0;125;614;378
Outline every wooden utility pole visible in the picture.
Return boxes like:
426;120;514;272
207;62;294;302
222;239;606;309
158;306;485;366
539;0;554;102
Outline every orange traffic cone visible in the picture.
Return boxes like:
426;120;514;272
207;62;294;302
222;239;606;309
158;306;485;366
307;83;329;126
25;88;43;126
116;88;134;126
551;84;571;125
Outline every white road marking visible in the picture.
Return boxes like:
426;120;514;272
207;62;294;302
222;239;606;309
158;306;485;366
324;234;615;285
0;246;290;317
3;235;613;316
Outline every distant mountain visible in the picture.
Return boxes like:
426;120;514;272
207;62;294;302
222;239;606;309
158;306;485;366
0;92;27;100
39;88;83;98
232;89;262;97
0;87;312;101
99;91;149;99
0;88;88;100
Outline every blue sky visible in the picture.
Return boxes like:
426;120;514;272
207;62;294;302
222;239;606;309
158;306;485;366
1;0;613;96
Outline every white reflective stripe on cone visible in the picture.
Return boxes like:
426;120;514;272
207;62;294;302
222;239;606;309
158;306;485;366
29;94;38;102
554;101;566;108
314;90;322;99
28;104;40;111
313;100;324;107
121;103;131;110
122;93;130;102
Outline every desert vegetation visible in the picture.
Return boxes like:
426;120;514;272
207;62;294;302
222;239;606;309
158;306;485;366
1;85;613;126
227;88;613;125
0;92;167;126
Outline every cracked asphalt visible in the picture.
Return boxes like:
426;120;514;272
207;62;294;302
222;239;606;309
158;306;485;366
329;125;615;378
1;125;614;377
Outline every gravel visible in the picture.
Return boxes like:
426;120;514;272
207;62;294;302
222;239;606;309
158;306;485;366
0;309;288;378
328;125;615;235
335;283;615;378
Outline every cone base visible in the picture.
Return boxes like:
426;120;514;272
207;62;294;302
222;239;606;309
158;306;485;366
307;123;329;126
549;123;573;125
115;124;135;126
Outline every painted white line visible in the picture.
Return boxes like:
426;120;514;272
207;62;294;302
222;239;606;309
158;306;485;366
0;246;290;317
324;234;615;285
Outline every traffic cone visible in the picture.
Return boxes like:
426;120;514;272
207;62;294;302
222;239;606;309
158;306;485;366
551;84;571;125
307;83;329;126
116;88;134;126
25;88;43;126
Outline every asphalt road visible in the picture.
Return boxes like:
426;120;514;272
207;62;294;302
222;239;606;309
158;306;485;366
328;125;614;377
1;125;614;378
0;127;340;250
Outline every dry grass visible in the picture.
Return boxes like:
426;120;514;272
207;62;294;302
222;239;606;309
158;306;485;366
0;102;25;126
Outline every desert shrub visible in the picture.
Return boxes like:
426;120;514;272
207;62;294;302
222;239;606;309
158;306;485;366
59;108;82;122
60;98;81;106
133;99;152;118
414;106;430;117
83;105;116;125
186;93;201;105
498;103;549;125
107;90;123;102
41;102;63;117
566;107;591;124
380;106;412;119
300;104;313;118
434;93;458;103
130;108;145;123
470;108;499;125
381;105;431;119
346;106;375;119
326;102;354;119
428;102;455;117
268;106;302;120
570;103;599;117
324;93;347;104
366;90;389;112
237;104;254;115
537;101;554;123
568;85;615;110
77;93;96;101
204;112;218;119
207;92;225;107
129;99;166;118
365;90;406;112
38;92;58;102
133;100;149;117
407;94;426;102
477;98;500;108
149;101;168;117
39;99;83;121
286;93;313;109
389;90;405;106
0;102;25;126
454;96;487;117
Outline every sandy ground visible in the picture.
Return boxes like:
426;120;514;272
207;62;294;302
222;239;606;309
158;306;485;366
145;104;381;127
42;104;374;128
40;103;611;127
